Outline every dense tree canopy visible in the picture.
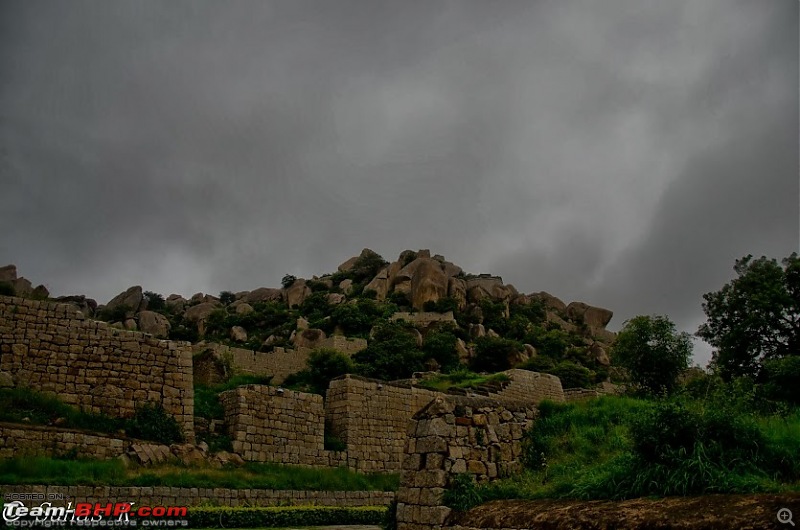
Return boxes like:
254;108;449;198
612;315;692;395
697;253;800;380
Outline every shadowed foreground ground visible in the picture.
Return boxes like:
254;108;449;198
447;494;800;530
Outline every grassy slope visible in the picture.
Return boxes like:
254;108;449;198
448;396;800;509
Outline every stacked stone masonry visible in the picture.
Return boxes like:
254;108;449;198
0;296;194;441
219;371;564;473
220;385;347;467
0;485;394;508
0;423;126;460
564;388;603;401
395;396;536;530
492;369;564;403
326;376;441;473
195;336;366;385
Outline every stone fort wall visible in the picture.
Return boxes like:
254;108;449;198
326;376;441;473
395;396;537;530
195;335;367;385
220;384;346;467
0;296;194;441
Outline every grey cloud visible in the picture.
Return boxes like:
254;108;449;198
0;0;796;368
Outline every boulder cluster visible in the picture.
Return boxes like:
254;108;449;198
2;250;616;369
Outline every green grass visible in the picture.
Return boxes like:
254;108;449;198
415;369;510;392
0;387;124;432
194;374;275;452
0;456;399;491
444;395;800;510
195;374;275;420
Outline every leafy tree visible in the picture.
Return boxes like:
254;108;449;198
219;291;236;306
478;299;509;335
281;274;297;289
471;336;522;373
613;315;692;395
760;356;800;405
423;297;459;314
422;329;460;373
330;299;383;337
548;360;592;389
350;251;388;284
143;291;165;312
285;348;356;395
353;322;424;380
697;253;800;380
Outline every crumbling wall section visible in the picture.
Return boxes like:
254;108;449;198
395;396;536;530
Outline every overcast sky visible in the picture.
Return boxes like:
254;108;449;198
1;1;797;365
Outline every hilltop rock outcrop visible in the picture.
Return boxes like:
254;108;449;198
410;258;449;310
105;286;144;318
138;310;170;338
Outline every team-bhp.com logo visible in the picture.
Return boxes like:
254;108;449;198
3;501;188;527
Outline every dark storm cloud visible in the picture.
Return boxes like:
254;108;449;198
1;1;797;364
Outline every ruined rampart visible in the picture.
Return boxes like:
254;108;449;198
395;395;536;530
0;296;194;440
220;385;346;467
194;336;365;385
326;376;441;473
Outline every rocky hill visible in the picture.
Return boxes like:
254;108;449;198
0;249;618;388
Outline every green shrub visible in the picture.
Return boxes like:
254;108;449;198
286;348;356;395
143;291;165;312
219;291;236;306
510;299;547;326
382;499;398;530
388;291;411;307
125;403;184;444
0;282;15;296
423;297;459;313
520;355;555;372
471;336;521;373
307;279;331;292
422;330;460;373
0;387;124;433
547;361;592;389
442;473;482;511
281;274;297;288
478;299;510;335
354;322;425;380
331;299;384;337
187;505;386;528
761;356;800;405
350;251;388;284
